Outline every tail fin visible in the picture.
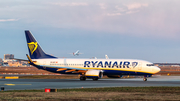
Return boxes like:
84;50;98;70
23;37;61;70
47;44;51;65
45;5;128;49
25;30;57;59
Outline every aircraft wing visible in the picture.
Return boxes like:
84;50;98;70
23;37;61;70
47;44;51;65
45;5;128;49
39;65;87;73
78;53;83;54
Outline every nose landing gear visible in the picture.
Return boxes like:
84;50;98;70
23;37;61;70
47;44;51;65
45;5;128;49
143;76;147;81
143;77;147;81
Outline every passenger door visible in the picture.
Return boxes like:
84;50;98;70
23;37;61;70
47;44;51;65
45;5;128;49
138;62;142;70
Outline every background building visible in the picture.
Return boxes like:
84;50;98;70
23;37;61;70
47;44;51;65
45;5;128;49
4;54;14;60
0;58;3;66
2;54;29;67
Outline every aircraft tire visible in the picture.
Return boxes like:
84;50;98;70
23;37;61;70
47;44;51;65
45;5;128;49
92;78;98;81
143;78;147;81
80;76;86;81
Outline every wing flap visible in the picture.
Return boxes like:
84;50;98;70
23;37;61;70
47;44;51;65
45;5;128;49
57;68;67;71
66;69;76;73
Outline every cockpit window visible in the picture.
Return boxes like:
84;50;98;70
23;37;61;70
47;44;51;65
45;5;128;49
147;64;154;66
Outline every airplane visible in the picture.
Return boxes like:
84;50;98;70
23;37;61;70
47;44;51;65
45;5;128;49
69;50;83;56
24;30;161;81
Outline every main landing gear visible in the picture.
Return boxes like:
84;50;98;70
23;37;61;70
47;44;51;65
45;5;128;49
92;78;98;81
80;76;99;81
80;73;86;81
80;76;86;81
79;74;99;81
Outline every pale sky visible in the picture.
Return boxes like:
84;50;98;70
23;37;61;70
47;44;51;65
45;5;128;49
1;0;180;63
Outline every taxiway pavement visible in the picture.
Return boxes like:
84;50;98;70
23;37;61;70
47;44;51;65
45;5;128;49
0;76;180;91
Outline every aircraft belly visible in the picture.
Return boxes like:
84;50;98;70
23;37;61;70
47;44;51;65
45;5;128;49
35;65;153;76
103;70;152;75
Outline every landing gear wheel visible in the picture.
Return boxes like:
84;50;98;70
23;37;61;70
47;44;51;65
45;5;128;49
80;76;86;81
92;78;98;81
143;77;147;81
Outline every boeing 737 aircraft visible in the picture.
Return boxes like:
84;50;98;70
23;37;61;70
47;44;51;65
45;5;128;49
24;30;161;81
69;50;83;56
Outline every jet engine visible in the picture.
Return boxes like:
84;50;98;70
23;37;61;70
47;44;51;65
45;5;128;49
85;70;103;80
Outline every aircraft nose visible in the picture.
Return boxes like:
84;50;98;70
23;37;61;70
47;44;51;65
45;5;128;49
154;66;161;73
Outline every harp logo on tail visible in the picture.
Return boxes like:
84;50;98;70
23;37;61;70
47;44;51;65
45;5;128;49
28;42;38;55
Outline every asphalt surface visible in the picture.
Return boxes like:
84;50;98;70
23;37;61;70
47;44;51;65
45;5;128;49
0;76;180;91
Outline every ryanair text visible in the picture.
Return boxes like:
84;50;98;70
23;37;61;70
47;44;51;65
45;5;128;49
84;61;138;68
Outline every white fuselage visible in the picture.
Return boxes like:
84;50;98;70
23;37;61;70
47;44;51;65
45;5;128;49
33;58;161;75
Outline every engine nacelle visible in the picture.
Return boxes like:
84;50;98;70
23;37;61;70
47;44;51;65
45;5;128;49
85;70;103;79
107;75;123;78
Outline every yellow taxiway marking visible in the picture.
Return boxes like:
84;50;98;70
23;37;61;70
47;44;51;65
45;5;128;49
3;84;32;86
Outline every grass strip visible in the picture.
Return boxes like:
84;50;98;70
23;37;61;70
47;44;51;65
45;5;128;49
0;87;180;101
2;87;180;93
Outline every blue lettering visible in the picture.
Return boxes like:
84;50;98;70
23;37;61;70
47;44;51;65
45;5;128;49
84;61;131;68
112;61;118;68
84;61;90;67
97;61;103;67
123;61;130;68
119;62;122;68
104;61;111;68
91;61;98;67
